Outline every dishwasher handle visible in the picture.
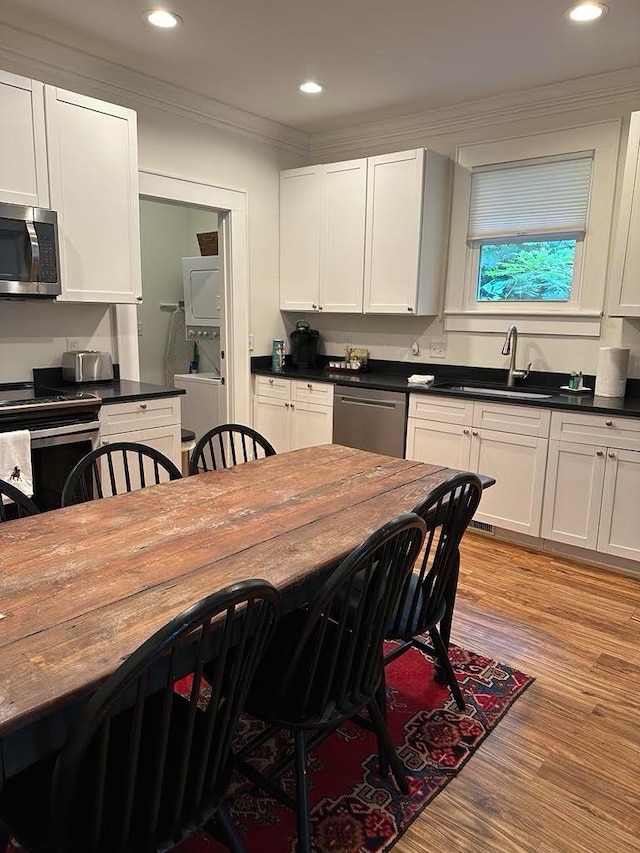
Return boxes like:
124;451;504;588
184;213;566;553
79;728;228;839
338;395;400;409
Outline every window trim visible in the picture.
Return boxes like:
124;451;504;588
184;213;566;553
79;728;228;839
444;121;621;337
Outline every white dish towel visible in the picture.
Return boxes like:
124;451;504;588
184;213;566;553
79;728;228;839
0;430;33;502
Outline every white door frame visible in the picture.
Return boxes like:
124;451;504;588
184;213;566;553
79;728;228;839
115;169;251;425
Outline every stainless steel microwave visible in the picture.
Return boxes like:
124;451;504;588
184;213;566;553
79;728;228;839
0;201;61;298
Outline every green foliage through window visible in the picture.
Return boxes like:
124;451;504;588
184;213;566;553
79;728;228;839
477;240;576;302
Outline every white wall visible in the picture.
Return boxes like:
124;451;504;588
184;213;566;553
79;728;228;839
302;96;640;378
138;199;220;385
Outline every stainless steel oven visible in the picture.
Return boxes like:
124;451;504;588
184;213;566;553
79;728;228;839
0;384;101;510
0;202;61;298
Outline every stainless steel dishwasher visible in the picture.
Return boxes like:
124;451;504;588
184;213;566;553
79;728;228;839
332;385;407;458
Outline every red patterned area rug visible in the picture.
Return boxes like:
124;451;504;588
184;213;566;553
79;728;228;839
178;644;534;853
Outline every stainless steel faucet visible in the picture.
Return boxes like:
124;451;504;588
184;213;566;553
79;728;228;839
501;325;532;387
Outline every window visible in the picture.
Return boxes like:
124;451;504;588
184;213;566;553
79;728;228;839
444;122;620;336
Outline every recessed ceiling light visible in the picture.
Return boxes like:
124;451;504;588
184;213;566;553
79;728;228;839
299;81;324;95
144;9;182;28
565;2;608;22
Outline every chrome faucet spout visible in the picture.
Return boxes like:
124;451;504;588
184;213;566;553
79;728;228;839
502;325;530;387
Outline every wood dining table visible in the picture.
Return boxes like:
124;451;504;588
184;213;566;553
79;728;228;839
0;444;493;783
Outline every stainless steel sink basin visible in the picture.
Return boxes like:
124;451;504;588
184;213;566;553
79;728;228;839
439;385;553;400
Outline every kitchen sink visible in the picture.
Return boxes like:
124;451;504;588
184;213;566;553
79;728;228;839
437;384;553;400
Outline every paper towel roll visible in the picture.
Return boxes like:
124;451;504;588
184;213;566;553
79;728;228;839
594;347;630;398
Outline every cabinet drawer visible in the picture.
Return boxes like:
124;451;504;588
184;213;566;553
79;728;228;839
99;396;181;436
408;393;473;426
292;380;334;406
253;375;291;400
472;401;550;438
550;410;640;451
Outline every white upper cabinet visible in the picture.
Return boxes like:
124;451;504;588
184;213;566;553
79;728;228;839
364;148;450;315
320;159;367;313
0;71;49;208
280;159;366;313
280;165;322;311
610;110;640;316
45;87;142;303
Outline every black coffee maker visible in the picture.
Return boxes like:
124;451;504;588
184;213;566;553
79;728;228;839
289;319;320;368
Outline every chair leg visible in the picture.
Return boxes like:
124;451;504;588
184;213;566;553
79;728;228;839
294;730;312;853
429;627;465;711
213;801;248;853
367;698;409;795
376;671;390;779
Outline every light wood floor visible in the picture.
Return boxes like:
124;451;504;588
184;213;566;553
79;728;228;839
395;532;640;853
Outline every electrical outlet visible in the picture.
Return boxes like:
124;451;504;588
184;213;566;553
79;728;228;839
429;339;447;359
66;337;81;351
248;333;254;352
137;321;143;337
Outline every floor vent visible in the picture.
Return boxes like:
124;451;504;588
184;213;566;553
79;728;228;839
469;520;494;534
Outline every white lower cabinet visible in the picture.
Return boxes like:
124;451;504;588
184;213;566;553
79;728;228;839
253;377;333;453
406;395;549;537
99;396;182;472
542;412;640;563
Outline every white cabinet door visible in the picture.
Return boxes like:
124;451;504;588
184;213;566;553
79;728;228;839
541;440;606;550
0;71;49;208
290;400;333;450
610;111;640;316
45;87;142;303
100;424;182;475
597;449;640;561
280;166;321;311
405;417;472;470
320;159;367;313
470;429;548;536
364;149;424;314
253;395;291;453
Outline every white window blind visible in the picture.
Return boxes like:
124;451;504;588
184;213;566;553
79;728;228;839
468;153;594;242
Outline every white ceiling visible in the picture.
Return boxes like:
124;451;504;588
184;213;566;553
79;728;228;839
1;0;640;133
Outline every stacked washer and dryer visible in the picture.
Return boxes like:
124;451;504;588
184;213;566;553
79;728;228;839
175;256;224;443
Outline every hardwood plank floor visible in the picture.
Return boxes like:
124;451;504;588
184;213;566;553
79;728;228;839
394;532;640;853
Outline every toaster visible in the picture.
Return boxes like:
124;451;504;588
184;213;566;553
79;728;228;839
61;350;114;384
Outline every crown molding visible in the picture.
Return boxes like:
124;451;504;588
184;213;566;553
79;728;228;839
310;66;640;160
0;21;310;156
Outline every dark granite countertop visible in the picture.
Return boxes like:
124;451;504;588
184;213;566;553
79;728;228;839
251;357;640;418
33;367;184;405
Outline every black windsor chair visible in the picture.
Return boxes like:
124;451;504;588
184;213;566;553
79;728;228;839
234;513;427;853
61;441;182;506
0;579;280;853
0;479;39;521
188;424;276;475
384;472;482;711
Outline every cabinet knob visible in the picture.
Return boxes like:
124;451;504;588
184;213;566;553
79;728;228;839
307;383;313;389
285;402;289;408
140;403;147;410
290;403;295;409
472;430;479;437
269;378;274;384
605;420;613;427
407;307;413;312
136;296;143;302
318;306;323;311
312;303;317;309
463;429;470;435
608;451;616;459
596;450;604;457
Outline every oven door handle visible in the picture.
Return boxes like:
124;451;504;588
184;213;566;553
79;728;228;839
29;420;100;449
25;221;40;282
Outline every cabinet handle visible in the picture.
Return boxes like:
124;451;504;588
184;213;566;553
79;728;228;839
285;402;290;408
136;296;143;302
290;403;295;409
407;307;413;312
312;303;317;309
307;383;313;389
472;430;479;437
463;429;470;435
596;450;604;457
140;403;147;410
319;306;323;311
605;420;613;427
608;451;616;459
269;378;274;384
